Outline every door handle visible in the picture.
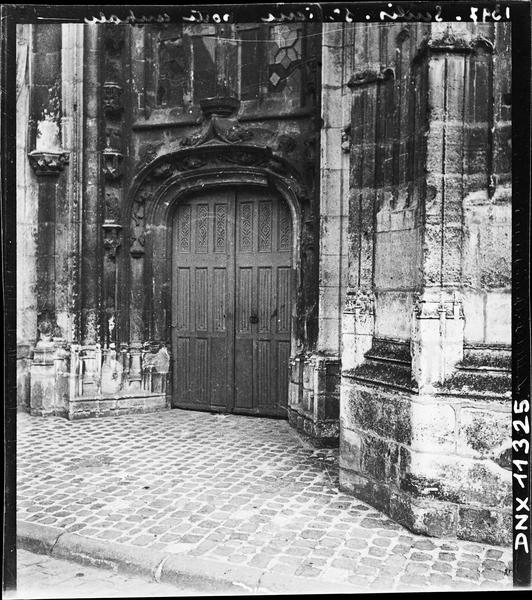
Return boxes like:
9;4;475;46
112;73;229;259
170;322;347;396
249;314;259;324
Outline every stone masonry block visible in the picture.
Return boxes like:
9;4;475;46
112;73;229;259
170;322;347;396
410;400;456;454
339;468;392;514
342;384;412;446
339;426;363;473
320;168;343;217
402;451;512;509
319;215;342;256
318;285;340;322
359;432;401;485
457;406;510;459
485;292;511;345
288;380;301;408
389;492;458;539
321;87;343;128
457;506;512;546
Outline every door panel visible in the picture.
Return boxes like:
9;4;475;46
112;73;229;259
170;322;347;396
233;189;292;416
172;187;292;416
172;190;234;411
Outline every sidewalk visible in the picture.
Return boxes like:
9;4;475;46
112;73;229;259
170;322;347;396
10;549;191;598
17;409;513;593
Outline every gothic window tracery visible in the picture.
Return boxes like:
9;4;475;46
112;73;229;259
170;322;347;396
149;23;311;109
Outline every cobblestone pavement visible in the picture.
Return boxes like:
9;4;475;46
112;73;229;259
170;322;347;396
17;409;513;592
10;549;195;598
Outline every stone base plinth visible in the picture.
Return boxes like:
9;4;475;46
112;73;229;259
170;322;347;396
340;371;511;546
287;353;340;447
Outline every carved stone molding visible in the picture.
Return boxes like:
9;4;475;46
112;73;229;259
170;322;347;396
347;68;394;88
199;96;240;118
28;150;69;176
341;125;351;154
414;34;495;63
413;293;464;320
102;223;122;260
129;192;148;258
344;288;375;315
127;143;307;270
136;145;302;189
102;149;124;180
180;115;254;148
103;82;124;116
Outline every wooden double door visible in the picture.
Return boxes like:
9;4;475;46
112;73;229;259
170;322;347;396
171;187;293;417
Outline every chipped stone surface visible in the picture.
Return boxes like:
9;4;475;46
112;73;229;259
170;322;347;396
17;410;512;592
12;549;189;598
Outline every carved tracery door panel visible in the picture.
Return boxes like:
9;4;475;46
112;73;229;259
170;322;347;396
171;187;292;417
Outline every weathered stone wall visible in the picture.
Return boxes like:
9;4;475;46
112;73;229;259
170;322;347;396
340;23;512;545
18;23;326;423
460;24;512;346
287;23;348;446
347;23;429;340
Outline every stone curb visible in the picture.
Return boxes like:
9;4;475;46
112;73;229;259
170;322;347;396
17;520;361;594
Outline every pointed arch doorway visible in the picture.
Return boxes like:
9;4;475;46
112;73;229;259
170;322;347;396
171;185;293;417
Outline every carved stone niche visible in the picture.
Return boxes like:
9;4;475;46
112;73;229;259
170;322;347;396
102;223;122;260
103;82;124;116
102;149;124;180
28;150;70;176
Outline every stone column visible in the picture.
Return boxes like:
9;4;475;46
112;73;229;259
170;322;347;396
287;24;349;446
27;24;71;416
410;24;472;390
16;24;38;410
78;24;103;399
81;24;102;347
340;23;384;375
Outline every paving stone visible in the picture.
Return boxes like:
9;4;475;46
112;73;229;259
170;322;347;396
482;569;506;581
360;556;382;568
347;574;372;586
411;552;432;562
352;564;376;578
483;559;507;572
373;537;392;547
431;560;452;574
438;552;456;562
392;544;411;555
16;410;512;593
461;552;480;561
457;560;480;570
429;573;453;586
413;539;436;551
456;568;480;581
295;565;321;577
405;562;429;576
